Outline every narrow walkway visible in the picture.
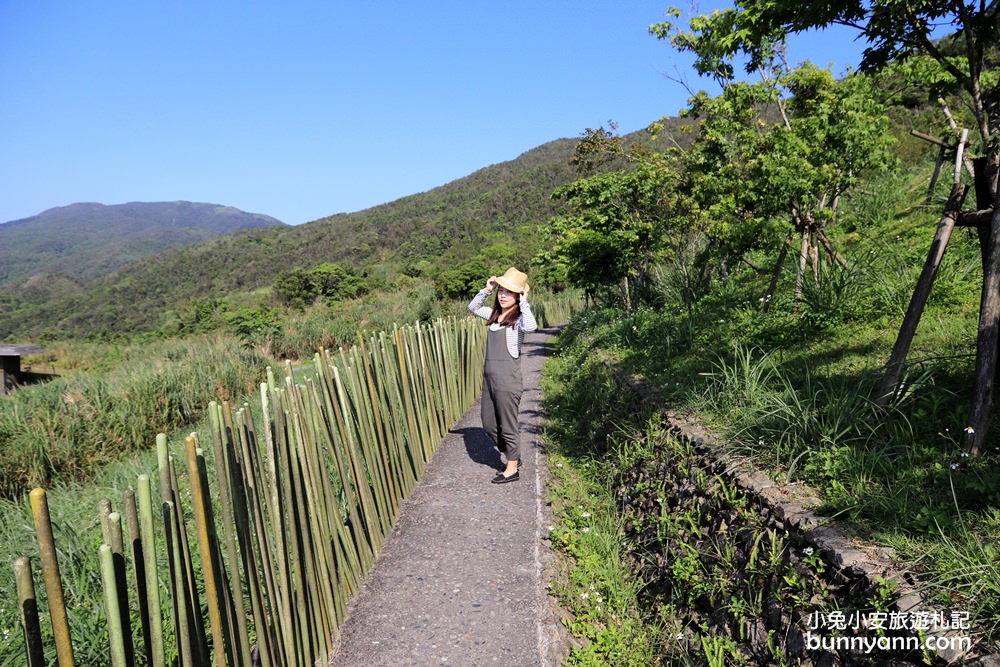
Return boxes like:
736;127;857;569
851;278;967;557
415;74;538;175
327;326;568;667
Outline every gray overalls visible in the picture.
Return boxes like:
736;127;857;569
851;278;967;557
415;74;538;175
481;324;522;461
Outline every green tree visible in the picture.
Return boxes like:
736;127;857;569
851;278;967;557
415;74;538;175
226;306;283;354
548;156;682;310
654;17;896;312
274;263;370;309
653;0;1000;453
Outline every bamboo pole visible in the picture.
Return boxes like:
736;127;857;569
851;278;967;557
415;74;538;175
136;475;166;667
162;497;193;667
104;511;135;666
124;488;153;667
231;404;283;667
13;556;45;667
185;435;229;666
876;183;968;405
311;353;366;595
98;544;127;667
29;488;75;667
240;399;292;666
171;453;210;665
208;402;252;666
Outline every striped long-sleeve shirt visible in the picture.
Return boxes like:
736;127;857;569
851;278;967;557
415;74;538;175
468;289;538;359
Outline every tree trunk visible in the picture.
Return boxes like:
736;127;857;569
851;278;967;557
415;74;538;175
762;234;793;314
792;223;809;314
964;203;1000;455
925;147;945;205
964;154;1000;455
876;183;967;406
809;228;820;288
816;229;849;269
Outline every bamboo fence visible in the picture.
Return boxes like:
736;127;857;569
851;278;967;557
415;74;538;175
13;315;489;666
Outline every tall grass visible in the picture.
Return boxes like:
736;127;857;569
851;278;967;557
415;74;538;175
0;336;267;498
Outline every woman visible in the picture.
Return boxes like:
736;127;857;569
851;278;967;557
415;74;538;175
468;267;538;483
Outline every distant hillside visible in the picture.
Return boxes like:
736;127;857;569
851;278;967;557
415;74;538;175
0;201;285;287
0;123;689;340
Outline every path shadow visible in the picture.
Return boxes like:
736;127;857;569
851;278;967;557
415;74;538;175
521;325;563;358
453;426;504;471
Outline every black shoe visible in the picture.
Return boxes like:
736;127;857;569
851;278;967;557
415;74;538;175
491;471;519;484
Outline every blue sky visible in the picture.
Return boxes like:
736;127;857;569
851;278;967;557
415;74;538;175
0;1;869;226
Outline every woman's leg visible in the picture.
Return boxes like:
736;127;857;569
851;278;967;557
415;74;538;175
495;387;522;476
480;376;500;448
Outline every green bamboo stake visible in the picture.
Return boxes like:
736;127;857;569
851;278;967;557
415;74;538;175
208;402;252;667
280;380;324;643
304;377;349;639
230;404;282;667
185;435;228;667
415;323;443;448
309;360;366;607
255;383;295;665
240;402;290;667
356;337;402;519
168;452;210;665
316;352;372;575
381;333;419;490
104;511;135;666
99;544;127;667
300;385;341;638
367;334;410;504
161;498;193;667
123;488;152;667
98;498;113;545
394;328;422;476
332;366;384;557
136;475;166;667
155;435;189;667
29;488;75;667
405;326;435;464
13;556;45;667
270;396;309;666
343;351;393;536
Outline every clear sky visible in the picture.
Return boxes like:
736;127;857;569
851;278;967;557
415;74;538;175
0;1;869;226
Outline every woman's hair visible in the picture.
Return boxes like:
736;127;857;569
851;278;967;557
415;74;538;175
487;294;521;328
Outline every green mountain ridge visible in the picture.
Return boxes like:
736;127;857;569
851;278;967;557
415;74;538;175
0;126;687;341
0;201;286;288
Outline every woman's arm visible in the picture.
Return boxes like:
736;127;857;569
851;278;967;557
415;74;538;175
468;277;496;321
518;300;537;333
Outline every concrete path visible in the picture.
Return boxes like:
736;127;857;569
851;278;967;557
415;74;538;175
327;326;570;667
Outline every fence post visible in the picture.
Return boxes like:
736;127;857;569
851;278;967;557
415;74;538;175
29;488;75;667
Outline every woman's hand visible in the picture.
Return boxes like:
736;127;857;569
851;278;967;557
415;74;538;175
485;276;497;293
521;282;530;302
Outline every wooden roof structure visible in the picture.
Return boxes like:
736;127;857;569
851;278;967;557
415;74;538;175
0;344;45;356
1;344;46;395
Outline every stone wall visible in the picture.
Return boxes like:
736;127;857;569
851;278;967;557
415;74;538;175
606;359;996;666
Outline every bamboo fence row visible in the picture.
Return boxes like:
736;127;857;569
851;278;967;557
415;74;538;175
13;315;488;667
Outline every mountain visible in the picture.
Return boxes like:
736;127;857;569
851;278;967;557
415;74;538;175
0;201;286;287
0;123;690;340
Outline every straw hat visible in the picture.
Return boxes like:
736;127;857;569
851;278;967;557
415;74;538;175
494;267;528;294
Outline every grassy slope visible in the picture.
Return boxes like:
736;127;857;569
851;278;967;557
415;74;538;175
541;152;1000;655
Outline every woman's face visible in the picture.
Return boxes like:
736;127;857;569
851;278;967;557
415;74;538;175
497;286;519;309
